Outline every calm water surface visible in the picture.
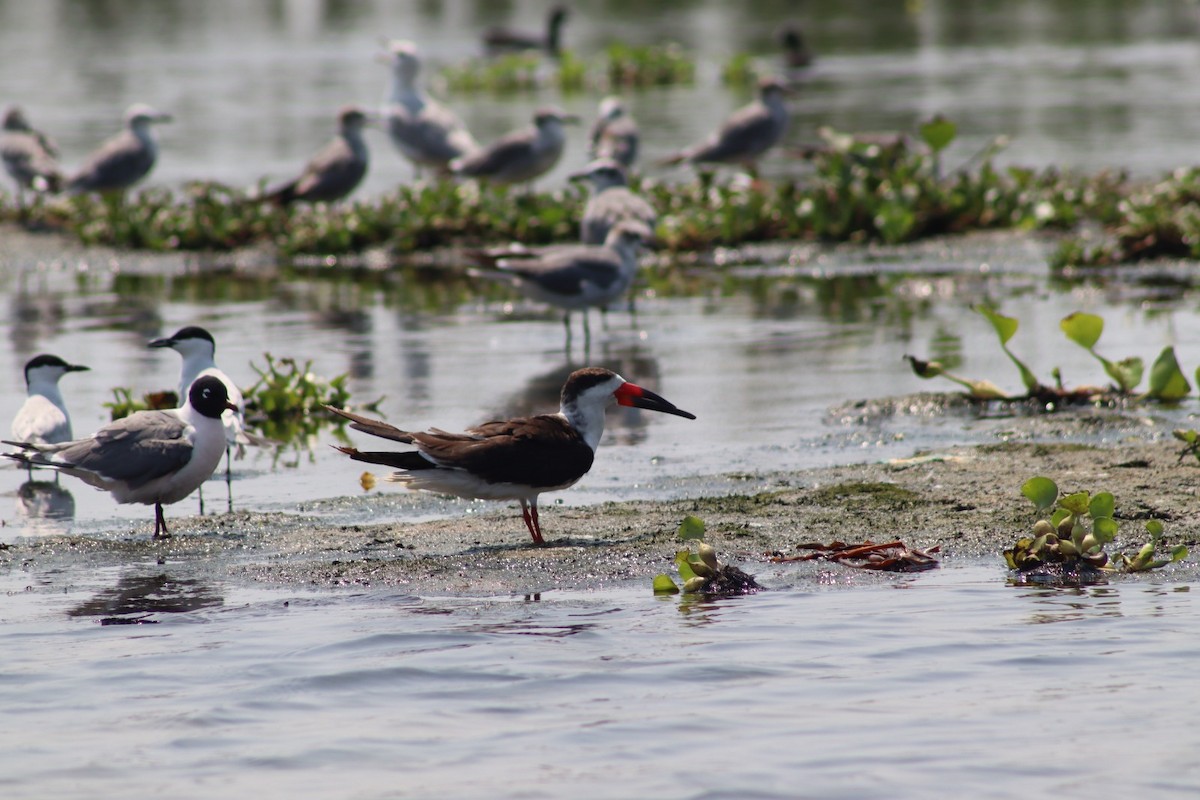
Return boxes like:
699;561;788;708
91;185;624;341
3;564;1198;799
4;2;1200;798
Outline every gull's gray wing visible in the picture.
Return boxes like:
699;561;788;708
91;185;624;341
69;131;153;191
56;410;193;486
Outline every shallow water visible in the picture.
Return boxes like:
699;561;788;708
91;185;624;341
3;563;1198;799
3;232;1200;535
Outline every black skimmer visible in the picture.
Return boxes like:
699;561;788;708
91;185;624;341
381;40;478;177
482;5;569;58
470;219;652;346
11;354;89;448
148;325;247;461
4;376;238;538
326;367;694;544
1;106;62;201
265;106;374;205
659;77;790;175
450;107;578;186
588;97;639;170
66;103;172;194
569;158;657;246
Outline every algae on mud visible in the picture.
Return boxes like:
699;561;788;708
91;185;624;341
3;435;1195;597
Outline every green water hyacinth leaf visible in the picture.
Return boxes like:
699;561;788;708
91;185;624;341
1092;517;1118;544
677;515;706;540
1059;491;1090;515
975;305;1039;391
1021;476;1058;512
1088;491;1114;521
1106;356;1144;393
1148;346;1191;400
919;115;957;154
1060;311;1103;349
653;574;680;594
675;551;698;582
1145;519;1164;539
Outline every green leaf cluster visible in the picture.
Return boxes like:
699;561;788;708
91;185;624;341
1005;477;1186;577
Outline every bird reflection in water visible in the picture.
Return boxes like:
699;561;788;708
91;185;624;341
67;572;223;620
14;479;76;534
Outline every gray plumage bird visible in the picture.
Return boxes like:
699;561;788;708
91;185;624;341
1;107;62;199
265;106;374;205
381;39;478;176
659;78;790;173
450;107;578;186
4;375;237;538
470;220;652;346
588;97;639;169
66;103;172;194
569;158;657;246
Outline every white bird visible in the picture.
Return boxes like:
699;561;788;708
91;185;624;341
264;105;374;205
588;97;639;170
11;355;90;479
451;107;578;186
470;220;652;346
1;106;62;201
4;376;237;538
66;103;172;194
569;158;657;246
381;40;478;176
148;326;247;461
659;78;790;175
326;366;694;544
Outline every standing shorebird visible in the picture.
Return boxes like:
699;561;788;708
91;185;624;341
1;107;62;202
10;354;89;477
4;376;238;539
450;107;578;186
326;367;694;544
569;158;657;246
381;39;478;176
588;97;639;170
482;5;569;58
265;106;374;205
659;78;790;175
470;220;653;347
148;325;248;470
66;103;172;194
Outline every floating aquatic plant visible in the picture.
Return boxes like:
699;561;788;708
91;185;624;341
1004;476;1186;583
243;353;377;443
653;516;760;596
906;308;1191;403
0;118;1152;259
104;387;178;420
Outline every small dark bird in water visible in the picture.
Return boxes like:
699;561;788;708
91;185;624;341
482;5;569;57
